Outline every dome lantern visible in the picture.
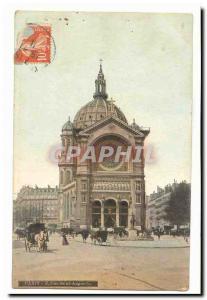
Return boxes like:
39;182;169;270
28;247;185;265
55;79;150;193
62;116;73;133
73;62;128;130
131;118;140;131
93;59;108;100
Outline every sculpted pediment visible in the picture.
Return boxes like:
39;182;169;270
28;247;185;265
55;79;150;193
79;115;146;138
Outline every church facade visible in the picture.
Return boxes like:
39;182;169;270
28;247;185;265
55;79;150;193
58;64;150;230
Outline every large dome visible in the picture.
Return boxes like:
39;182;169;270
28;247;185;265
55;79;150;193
73;63;128;130
73;98;127;129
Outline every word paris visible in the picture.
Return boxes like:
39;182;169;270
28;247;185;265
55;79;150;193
63;145;155;163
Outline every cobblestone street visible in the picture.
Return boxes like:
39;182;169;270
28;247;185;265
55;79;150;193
13;233;189;291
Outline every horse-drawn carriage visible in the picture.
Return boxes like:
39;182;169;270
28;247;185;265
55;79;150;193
24;223;49;252
90;229;108;245
14;228;26;240
113;227;129;238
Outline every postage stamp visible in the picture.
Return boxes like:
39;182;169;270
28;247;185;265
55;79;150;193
14;23;51;64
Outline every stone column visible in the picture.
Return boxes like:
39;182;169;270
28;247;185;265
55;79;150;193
59;193;63;223
101;202;104;228
116;201;119;227
128;203;133;228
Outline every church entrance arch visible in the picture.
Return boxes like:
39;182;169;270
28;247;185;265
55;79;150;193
104;199;116;228
119;201;128;227
91;201;101;228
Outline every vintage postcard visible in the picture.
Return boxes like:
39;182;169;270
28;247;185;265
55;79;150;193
13;10;196;292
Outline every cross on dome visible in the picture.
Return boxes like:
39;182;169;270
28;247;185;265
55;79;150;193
99;59;103;74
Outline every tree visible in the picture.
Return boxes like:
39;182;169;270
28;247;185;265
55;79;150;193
164;182;191;227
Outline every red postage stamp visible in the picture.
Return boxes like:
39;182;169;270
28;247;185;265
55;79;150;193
14;24;51;64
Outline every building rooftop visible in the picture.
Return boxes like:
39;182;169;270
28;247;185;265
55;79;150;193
15;185;59;201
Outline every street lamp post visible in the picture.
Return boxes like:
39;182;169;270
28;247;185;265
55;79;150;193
130;212;136;229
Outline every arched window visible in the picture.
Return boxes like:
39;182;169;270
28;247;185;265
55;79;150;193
92;201;101;228
60;170;63;184
70;198;72;216
66;170;71;184
136;194;141;204
66;194;69;219
63;194;66;220
104;199;116;228
119;201;128;227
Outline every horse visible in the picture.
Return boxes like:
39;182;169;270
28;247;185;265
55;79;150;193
81;230;90;243
24;232;35;252
34;231;48;252
113;227;128;239
90;231;101;245
15;229;25;240
90;230;108;245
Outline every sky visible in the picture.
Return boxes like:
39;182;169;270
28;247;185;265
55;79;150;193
14;11;193;197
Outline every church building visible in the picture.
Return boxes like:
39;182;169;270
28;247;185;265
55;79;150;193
58;63;150;230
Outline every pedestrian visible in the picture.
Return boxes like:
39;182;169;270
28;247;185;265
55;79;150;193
157;231;161;240
62;233;69;245
44;229;49;242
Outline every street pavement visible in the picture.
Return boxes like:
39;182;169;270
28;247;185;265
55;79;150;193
12;233;189;291
75;234;190;248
